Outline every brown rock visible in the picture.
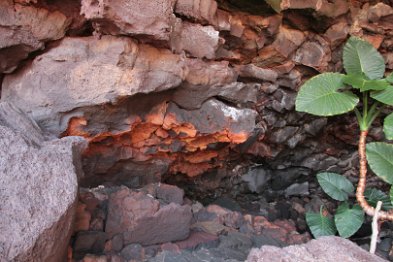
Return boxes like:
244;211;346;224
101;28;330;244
171;22;220;59
74;202;92;232
156;183;185;205
81;0;177;41
81;254;108;262
236;64;278;82
2;36;186;136
175;231;219;250
73;231;108;257
324;22;349;48
256;27;305;66
120;244;145;261
368;3;393;23
293;38;331;71
175;0;218;25
246;236;386;262
0;0;69;73
106;187;192;246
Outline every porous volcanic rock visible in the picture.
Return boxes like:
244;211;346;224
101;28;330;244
1;36;187;136
0;102;86;262
81;0;177;41
0;0;70;73
246;236;386;262
106;186;192;246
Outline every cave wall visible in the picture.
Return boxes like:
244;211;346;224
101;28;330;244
1;0;393;187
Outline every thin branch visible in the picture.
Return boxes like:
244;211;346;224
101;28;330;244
370;201;383;254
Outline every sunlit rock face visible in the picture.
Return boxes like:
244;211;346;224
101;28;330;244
2;35;258;185
1;0;393;187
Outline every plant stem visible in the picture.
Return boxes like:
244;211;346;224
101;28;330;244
356;131;393;220
370;201;382;254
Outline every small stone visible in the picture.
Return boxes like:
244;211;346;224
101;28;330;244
74;231;107;256
81;254;108;262
120;244;145;261
156;183;184;205
236;64;278;82
175;231;219;250
74;202;92;232
111;234;124;252
161;243;181;253
285;182;309;197
368;3;393;22
242;168;271;194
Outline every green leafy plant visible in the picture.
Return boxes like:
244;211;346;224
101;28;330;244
306;173;393;239
306;173;364;238
296;36;393;239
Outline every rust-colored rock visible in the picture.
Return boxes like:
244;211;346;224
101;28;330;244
0;0;69;73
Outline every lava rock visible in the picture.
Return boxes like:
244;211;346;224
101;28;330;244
73;231;108;258
81;0;177;41
106;187;192;246
156;183;185;205
242;167;272;193
120;244;145;261
171;22;220;59
246;236;386;262
175;0;218;25
0;104;86;262
1;36;186;136
0;0;69;73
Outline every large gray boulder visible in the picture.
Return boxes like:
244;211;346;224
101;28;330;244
0;102;86;262
246;236;386;262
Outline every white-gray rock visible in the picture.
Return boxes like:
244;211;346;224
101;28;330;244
246;236;386;262
0;103;86;262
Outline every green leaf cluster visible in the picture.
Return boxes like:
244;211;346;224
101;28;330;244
295;36;393;132
307;170;393;239
296;37;393;234
307;173;364;238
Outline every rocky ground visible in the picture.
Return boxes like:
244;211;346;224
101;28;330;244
1;0;393;261
69;181;393;261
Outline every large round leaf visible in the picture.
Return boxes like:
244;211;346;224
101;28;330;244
295;73;359;116
366;142;393;184
306;209;337;238
334;203;364;238
364;188;393;210
371;87;393;106
387;72;393;84
384;112;393;140
317;172;354;201
343;74;389;92
343;36;385;80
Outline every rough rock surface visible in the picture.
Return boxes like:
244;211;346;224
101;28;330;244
1;0;393;215
0;0;70;73
81;0;177;41
105;186;192;246
0;102;86;262
246;236;386;262
73;183;311;261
